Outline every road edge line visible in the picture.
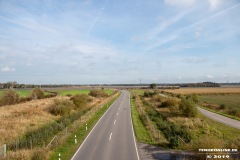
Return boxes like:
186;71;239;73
70;92;122;160
128;91;140;160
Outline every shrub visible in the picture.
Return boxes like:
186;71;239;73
20;96;32;103
143;91;157;97
179;99;198;117
159;99;178;108
89;89;108;97
191;93;199;103
31;88;44;100
48;99;75;116
219;104;226;109
0;89;20;105
71;94;92;110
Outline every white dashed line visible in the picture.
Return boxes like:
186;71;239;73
109;133;112;140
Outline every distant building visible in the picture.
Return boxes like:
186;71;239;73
0;83;3;89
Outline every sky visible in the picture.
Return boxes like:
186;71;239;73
0;0;240;84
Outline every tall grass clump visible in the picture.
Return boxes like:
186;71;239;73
0;89;20;106
89;89;108;97
48;99;75;116
179;99;198;117
70;94;92;110
31;88;44;100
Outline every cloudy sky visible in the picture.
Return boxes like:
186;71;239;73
0;0;240;84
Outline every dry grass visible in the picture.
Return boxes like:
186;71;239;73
0;97;60;145
0;95;106;146
165;87;240;95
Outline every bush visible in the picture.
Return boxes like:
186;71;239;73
89;89;108;97
219;104;226;109
143;91;157;97
19;96;32;103
48;99;75;116
71;94;92;110
31;88;44;100
159;99;178;108
179;99;198;117
0;89;20;105
191;93;199;103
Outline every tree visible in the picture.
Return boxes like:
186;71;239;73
150;83;157;89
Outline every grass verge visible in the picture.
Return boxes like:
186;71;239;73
49;92;120;160
130;97;152;144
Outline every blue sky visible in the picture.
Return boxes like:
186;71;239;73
0;0;240;84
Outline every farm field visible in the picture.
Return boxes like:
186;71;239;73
56;89;114;96
199;94;240;119
0;89;114;97
0;89;31;97
165;87;240;94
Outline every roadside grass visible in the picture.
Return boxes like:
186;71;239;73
199;113;240;144
130;89;240;150
49;93;120;160
57;89;114;96
130;97;152;144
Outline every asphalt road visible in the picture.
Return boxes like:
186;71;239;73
197;107;240;130
71;90;140;160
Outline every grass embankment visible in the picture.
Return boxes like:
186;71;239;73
130;96;152;143
129;89;240;150
49;92;120;160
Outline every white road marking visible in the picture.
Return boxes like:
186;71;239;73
119;107;120;110
109;133;112;140
114;120;116;125
117;113;118;116
129;93;140;160
71;97;119;160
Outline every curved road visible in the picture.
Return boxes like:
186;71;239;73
197;107;240;130
71;90;140;160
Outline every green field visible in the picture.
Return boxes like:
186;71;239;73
0;90;31;97
0;89;114;97
57;89;114;96
199;94;240;118
199;94;240;109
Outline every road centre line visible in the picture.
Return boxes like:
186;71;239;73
109;133;112;140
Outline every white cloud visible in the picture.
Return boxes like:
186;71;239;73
209;0;222;10
165;0;197;8
206;74;214;78
1;66;15;72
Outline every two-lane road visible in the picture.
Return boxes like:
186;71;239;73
71;90;140;160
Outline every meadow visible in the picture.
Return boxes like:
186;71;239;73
0;88;114;97
165;87;240;94
199;94;240;118
56;89;114;96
